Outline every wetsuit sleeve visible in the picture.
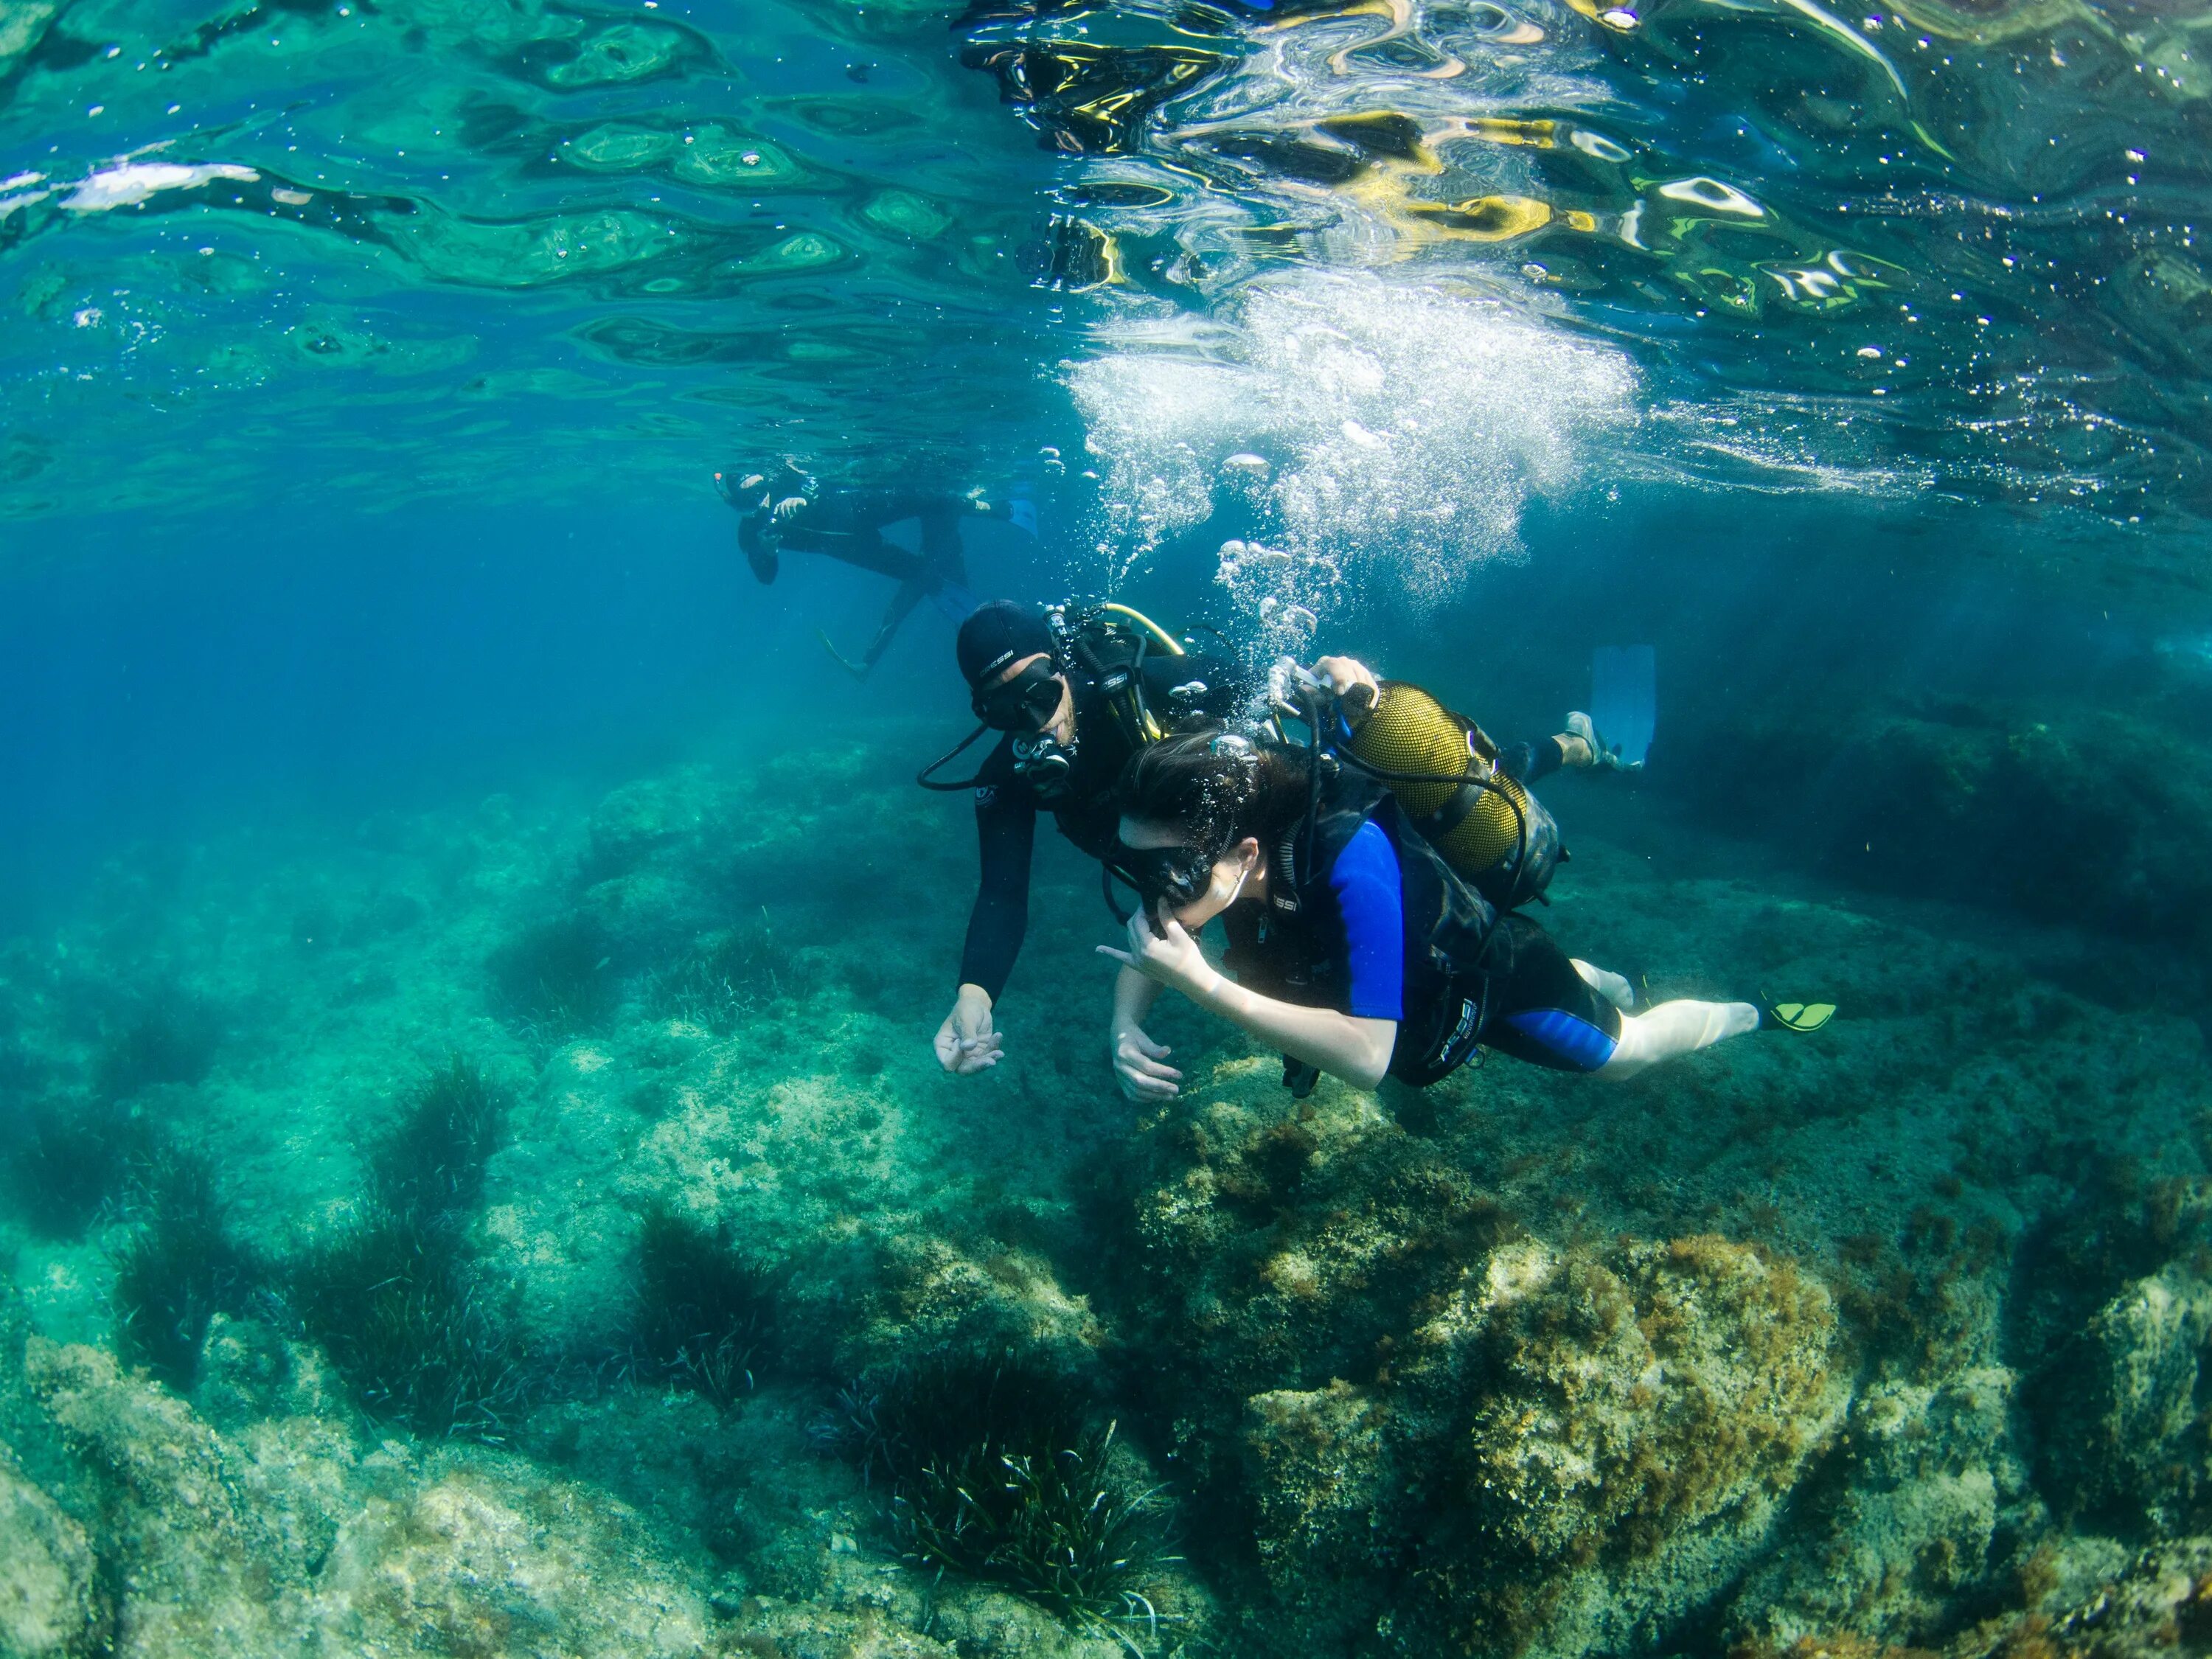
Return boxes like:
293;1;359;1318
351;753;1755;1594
1329;821;1405;1020
958;776;1036;1002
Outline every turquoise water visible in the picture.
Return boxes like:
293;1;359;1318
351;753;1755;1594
5;2;2212;1657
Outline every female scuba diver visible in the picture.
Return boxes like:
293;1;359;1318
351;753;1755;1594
1095;698;1759;1102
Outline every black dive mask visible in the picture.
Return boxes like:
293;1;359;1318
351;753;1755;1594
972;658;1064;732
1110;842;1217;908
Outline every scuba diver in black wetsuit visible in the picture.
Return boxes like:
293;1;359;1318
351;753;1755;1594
919;616;1654;1082
919;599;1248;1076
715;459;1000;676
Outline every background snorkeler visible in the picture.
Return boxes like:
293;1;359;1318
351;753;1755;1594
714;457;997;675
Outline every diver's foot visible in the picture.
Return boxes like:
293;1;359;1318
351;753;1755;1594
1567;711;1638;773
1719;1000;1763;1041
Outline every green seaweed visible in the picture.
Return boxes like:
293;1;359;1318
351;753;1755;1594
3;1091;152;1238
369;1055;509;1219
92;991;221;1101
827;1354;1173;1641
282;1055;528;1439
288;1208;529;1442
641;912;815;1034
630;1205;776;1411
488;914;616;1035
110;1146;249;1391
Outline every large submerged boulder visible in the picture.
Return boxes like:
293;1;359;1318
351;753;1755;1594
18;1336;715;1659
0;1;63;77
310;1458;709;1659
1668;695;2212;950
1722;1367;2034;1649
0;1439;104;1659
1119;1080;1850;1655
26;1338;316;1655
2035;1260;2212;1533
1399;1234;1849;1656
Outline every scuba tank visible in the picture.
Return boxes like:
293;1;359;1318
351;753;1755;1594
1326;679;1564;911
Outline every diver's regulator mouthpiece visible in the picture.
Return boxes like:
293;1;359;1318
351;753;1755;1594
1010;731;1074;798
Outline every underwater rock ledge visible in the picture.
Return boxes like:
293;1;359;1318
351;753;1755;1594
0;744;2208;1658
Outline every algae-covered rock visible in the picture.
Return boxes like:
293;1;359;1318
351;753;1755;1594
1240;1378;1398;1630
1742;1533;2212;1659
585;773;719;880
1121;1066;1853;1655
0;1439;104;1659
1724;1367;2032;1649
717;1594;960;1658
1671;695;2212;950
310;1456;709;1658
25;1338;315;1655
1414;1234;1850;1655
2038;1262;2212;1531
0;0;61;76
19;1338;717;1659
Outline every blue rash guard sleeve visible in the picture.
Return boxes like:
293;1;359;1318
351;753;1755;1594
1329;821;1404;1020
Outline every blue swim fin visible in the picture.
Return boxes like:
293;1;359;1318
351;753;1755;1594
1590;645;1656;771
932;582;981;623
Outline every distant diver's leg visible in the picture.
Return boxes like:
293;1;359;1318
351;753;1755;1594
1498;737;1574;782
1571;959;1636;1012
855;576;931;673
920;509;969;588
1599;999;1761;1079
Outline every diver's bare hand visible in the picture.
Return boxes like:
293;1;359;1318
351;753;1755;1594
933;984;1003;1076
1312;655;1380;717
771;495;810;522
1097;911;1216;1001
1109;1021;1181;1102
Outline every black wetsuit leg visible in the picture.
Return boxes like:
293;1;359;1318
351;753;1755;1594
917;507;969;589
846;508;972;670
857;575;933;672
1477;915;1623;1073
781;525;931;585
1498;737;1567;785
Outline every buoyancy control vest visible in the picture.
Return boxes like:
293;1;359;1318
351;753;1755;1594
1225;764;1503;1088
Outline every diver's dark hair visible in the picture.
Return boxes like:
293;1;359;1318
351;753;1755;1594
1117;726;1310;855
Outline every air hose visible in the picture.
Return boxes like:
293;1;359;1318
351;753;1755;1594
1100;603;1185;658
